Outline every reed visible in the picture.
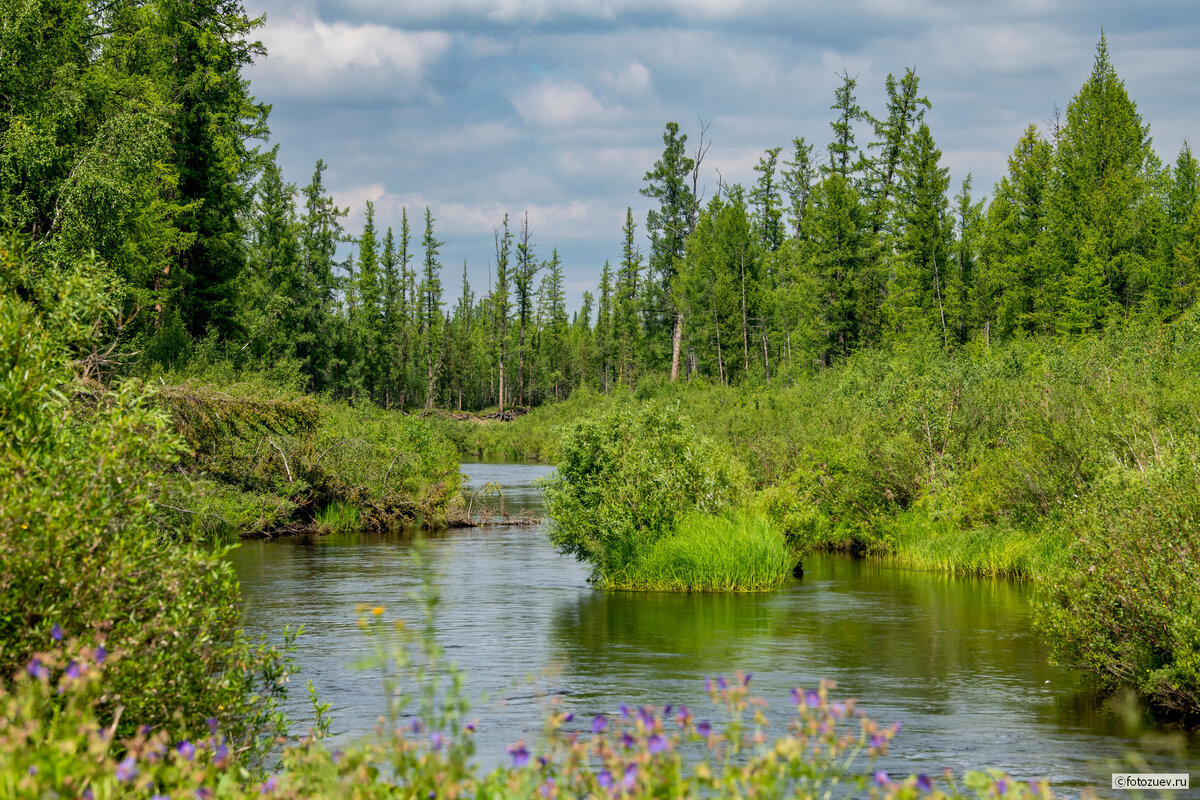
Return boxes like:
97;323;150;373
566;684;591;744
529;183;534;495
885;514;1065;578
608;512;795;592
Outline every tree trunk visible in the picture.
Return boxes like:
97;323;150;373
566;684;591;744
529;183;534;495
497;347;506;414
518;319;525;406
670;310;683;382
932;248;948;347
740;251;750;375
712;292;725;386
761;322;771;384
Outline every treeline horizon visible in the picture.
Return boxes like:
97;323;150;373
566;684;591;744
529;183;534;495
6;5;1197;411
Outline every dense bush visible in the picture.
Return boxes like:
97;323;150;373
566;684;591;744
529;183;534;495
1035;452;1200;714
153;379;463;538
541;404;748;583
0;238;293;749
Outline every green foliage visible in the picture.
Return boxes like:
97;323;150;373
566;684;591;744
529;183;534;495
610;512;794;592
153;378;463;536
0;237;292;750
1036;452;1200;714
541;404;748;582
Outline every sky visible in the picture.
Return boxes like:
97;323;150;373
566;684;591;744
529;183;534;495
241;0;1200;311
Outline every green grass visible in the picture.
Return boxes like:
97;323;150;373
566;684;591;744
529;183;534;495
885;513;1067;578
607;512;796;592
315;500;362;534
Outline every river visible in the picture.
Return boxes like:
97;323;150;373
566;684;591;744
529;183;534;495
229;461;1199;795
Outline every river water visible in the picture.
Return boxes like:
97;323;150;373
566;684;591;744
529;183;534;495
229;462;1199;795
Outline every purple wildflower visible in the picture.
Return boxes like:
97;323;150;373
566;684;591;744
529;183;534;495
195;788;213;800
870;734;885;749
597;770;613;790
82;790;94;800
830;701;846;718
213;742;230;766
177;740;196;761
704;677;713;693
260;774;278;795
507;741;530;769
623;762;638;790
430;731;445;751
153;795;171;800
95;645;107;665
621;732;635;750
805;690;820;708
647;733;667;754
717;676;728;690
562;712;573;722
411;718;423;734
51;624;63;642
697;721;712;737
115;756;138;783
742;672;752;686
465;722;476;733
917;774;934;793
539;778;556;798
26;766;38;776
874;771;890;787
638;706;654;727
206;717;219;734
997;779;1009;794
619;702;630;719
790;687;802;705
675;705;689;725
64;661;81;680
591;714;607;734
664;704;673;715
27;658;48;680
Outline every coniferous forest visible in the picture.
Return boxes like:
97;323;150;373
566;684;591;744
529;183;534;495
6;1;1200;795
8;2;1195;408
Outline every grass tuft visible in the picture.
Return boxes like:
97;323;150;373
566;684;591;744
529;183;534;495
608;512;795;592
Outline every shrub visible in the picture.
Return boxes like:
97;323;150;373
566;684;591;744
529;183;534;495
1035;452;1200;715
152;380;463;537
541;404;748;582
0;237;293;750
610;512;795;591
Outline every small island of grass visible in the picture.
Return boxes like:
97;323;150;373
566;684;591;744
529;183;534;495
541;405;796;591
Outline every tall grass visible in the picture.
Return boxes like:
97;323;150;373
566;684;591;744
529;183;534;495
608;512;795;592
885;513;1066;578
315;500;362;534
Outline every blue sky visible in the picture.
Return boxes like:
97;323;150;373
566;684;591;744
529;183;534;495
242;0;1200;310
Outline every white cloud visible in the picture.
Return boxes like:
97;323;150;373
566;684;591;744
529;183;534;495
598;61;653;96
509;79;621;128
252;16;451;101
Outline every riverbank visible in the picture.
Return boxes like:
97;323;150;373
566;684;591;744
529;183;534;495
150;379;463;540
433;311;1200;714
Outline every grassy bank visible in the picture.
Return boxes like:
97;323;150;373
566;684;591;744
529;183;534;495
152;379;463;540
442;312;1200;713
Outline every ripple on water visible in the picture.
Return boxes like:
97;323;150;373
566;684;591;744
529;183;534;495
229;462;1200;787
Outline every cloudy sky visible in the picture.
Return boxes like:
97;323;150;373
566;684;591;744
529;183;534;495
242;0;1200;310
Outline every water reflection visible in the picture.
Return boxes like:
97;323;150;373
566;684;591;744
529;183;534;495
228;462;1200;793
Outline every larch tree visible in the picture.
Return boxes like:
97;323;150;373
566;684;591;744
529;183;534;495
640;122;697;383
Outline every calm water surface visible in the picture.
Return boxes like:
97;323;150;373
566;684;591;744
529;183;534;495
229;462;1199;795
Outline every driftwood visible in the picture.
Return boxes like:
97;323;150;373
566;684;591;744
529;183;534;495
435;407;531;424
